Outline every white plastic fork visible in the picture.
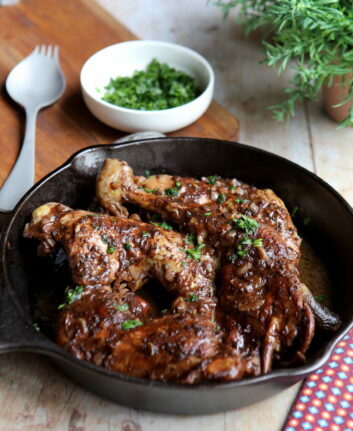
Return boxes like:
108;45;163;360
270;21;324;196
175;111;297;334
0;45;66;211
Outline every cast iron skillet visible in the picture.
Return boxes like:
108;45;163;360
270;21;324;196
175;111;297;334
0;137;352;415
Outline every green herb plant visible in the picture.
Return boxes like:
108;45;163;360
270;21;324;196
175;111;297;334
214;0;353;127
102;59;200;111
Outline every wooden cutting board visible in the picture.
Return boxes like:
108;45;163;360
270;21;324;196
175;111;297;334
0;0;239;185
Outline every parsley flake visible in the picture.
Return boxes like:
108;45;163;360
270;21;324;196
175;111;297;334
204;212;212;217
58;285;85;309
314;294;327;303
233;215;259;235
235;198;250;204
207;175;219;185
187;293;199;302
240;236;252;246
141;231;151;237
165;181;182;197
123;242;132;250
107;246;116;254
253;238;263;248
115;303;129;312
152;221;173;230
121;320;143;330
165;187;179;197
139;186;157;194
184;242;205;260
185;233;196;245
217;193;226;204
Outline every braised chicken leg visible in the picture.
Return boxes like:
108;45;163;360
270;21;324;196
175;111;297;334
25;203;260;382
24;202;217;317
96;159;338;372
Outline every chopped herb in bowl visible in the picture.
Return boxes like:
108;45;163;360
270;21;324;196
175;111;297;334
101;59;200;111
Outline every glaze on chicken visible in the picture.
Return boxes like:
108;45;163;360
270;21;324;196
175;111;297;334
96;159;339;373
23;159;340;384
24;203;259;382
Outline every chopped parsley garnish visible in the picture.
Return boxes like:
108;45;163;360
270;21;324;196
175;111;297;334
240;236;252;246
143;169;151;178
107;246;116;254
253;238;263;247
204;212;212;217
217;193;226;204
152;221;173;230
139;186;157;194
237;248;248;258
231;236;263;261
230;253;238;263
161;308;168;314
235;198;250;204
187;293;199;302
181;261;186;267
165;181;182;197
207;175;219;185
229;185;236;192
231;245;248;262
115;303;129;312
233;215;259;235
58;285;85;309
291;206;299;217
93;224;99;230
101;59;200;110
121;319;143;330
141;231;151;237
184;241;205;260
185;233;196;245
165;188;179;197
101;234;108;243
123;242;132;250
314;294;327;303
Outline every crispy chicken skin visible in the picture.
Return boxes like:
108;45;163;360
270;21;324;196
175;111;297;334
56;286;259;382
24;203;217;317
25;204;259;382
23;159;340;383
96;159;332;372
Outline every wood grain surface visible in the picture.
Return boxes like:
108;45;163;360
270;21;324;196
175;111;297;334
0;0;239;187
0;1;243;430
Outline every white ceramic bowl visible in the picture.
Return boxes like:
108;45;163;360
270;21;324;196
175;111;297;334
80;40;214;133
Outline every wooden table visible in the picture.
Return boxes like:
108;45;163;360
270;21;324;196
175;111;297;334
0;1;352;431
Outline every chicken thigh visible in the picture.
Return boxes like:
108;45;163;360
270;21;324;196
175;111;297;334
96;158;335;372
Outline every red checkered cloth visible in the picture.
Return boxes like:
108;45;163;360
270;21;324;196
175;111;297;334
282;328;353;431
